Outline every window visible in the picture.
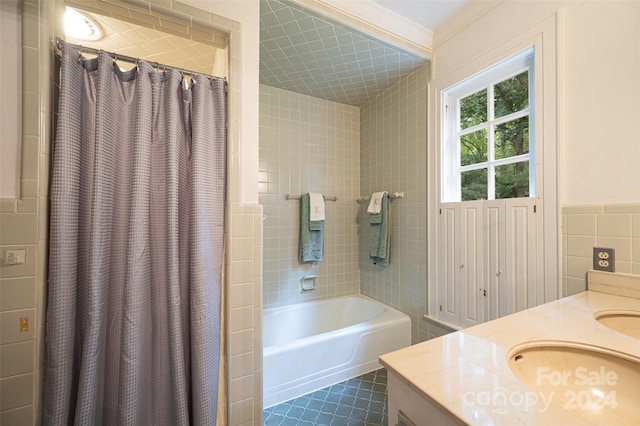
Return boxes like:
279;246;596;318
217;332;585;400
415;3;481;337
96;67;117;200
442;48;534;203
427;25;560;332
432;47;543;329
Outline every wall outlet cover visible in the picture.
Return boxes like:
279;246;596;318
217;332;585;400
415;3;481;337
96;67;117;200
593;247;615;272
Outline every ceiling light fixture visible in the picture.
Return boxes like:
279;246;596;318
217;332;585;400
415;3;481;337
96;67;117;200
64;7;103;41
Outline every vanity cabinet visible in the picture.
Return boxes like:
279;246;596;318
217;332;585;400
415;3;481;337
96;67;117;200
386;370;462;426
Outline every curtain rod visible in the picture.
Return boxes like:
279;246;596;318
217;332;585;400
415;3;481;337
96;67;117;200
54;38;226;82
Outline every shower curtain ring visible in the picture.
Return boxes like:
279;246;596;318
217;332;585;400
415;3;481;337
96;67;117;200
78;46;83;62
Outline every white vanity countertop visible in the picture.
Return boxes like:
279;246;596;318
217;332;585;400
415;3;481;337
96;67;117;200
379;290;640;425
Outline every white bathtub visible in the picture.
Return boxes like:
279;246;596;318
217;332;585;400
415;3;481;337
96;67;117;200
262;295;411;408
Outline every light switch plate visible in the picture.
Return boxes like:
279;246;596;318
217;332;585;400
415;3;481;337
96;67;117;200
4;249;26;265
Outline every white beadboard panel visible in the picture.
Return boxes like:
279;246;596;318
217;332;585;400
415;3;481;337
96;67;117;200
504;200;537;313
440;205;457;324
485;203;504;320
460;202;483;327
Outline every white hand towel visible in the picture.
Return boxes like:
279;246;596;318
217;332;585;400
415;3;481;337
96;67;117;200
367;191;387;214
309;192;325;221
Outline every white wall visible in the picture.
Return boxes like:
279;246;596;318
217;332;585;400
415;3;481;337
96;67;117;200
433;0;640;205
562;1;640;204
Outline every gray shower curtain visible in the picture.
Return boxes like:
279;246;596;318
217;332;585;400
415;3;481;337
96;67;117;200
43;43;226;425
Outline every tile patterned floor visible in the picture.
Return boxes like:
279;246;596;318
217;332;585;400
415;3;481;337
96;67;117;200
263;369;388;426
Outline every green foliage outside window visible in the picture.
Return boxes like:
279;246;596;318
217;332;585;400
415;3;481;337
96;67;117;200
458;71;530;201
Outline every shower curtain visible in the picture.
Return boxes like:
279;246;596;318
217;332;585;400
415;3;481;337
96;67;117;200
43;43;226;425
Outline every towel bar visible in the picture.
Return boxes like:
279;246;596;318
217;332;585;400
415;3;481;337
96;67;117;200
356;192;404;202
285;194;338;202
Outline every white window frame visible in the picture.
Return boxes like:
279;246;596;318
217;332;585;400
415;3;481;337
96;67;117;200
442;48;535;203
426;24;561;329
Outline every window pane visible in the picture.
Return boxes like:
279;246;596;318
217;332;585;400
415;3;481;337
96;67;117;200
461;168;487;201
495;161;529;199
460;129;487;166
494;71;528;118
460;89;487;130
495;116;529;160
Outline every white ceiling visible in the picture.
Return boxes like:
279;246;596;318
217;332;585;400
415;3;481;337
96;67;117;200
370;0;470;30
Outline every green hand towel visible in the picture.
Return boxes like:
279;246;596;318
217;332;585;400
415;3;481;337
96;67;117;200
369;193;390;265
299;193;324;262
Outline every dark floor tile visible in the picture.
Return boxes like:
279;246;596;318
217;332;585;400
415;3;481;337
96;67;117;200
332;415;350;425
301;409;320;422
340;395;356;407
342;386;359;397
351;406;368;419
264;413;285;425
368;400;385;414
329;383;346;394
320;401;339;414
353;397;370;410
365;411;384;424
292;396;312;408
324;392;342;403
372;383;386;393
286;405;305;419
307;398;324;410
334;404;353;418
315;412;335;425
264;368;388;426
270;402;291;416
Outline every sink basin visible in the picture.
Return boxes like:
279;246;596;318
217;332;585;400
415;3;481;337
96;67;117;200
508;341;640;425
595;310;640;339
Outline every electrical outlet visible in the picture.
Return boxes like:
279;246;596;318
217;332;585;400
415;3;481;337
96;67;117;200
593;247;615;272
